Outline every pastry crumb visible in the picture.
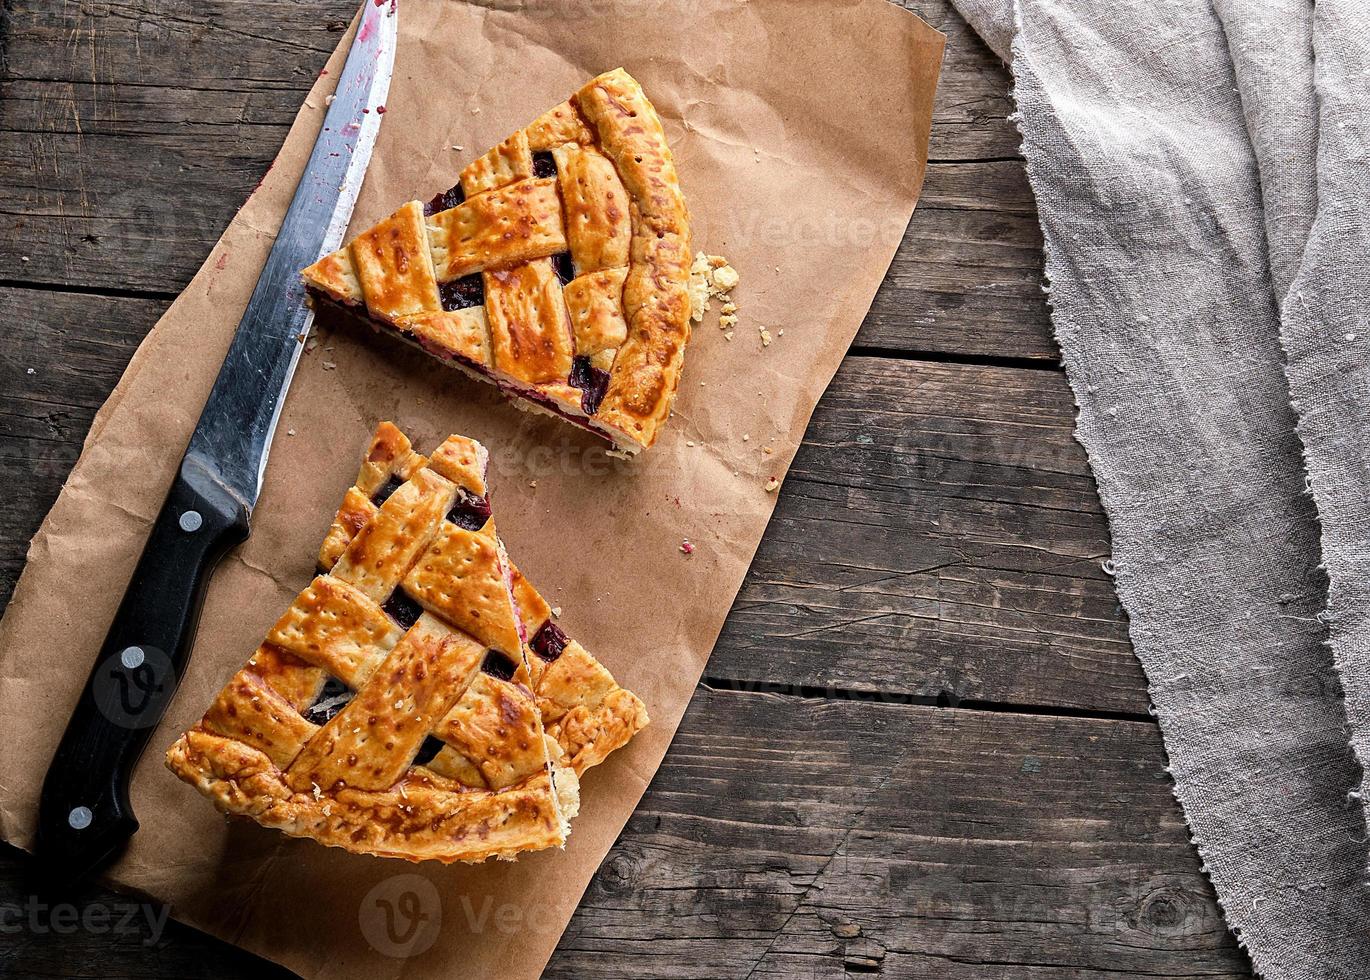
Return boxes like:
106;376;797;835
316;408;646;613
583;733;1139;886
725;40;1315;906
743;434;750;442
679;539;695;555
325;94;336;106
760;329;773;347
287;428;296;436
689;251;742;327
765;477;780;492
723;331;733;341
452;144;464;151
529;480;538;489
686;440;696;447
322;361;337;370
26;367;35;376
763;446;774;455
552;605;562;617
311;782;323;801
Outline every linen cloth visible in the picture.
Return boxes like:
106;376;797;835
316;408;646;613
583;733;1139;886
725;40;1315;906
949;0;1370;976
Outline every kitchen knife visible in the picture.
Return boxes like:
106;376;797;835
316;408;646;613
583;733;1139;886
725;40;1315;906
34;0;398;885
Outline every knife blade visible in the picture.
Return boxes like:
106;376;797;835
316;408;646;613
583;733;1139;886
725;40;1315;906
34;0;398;885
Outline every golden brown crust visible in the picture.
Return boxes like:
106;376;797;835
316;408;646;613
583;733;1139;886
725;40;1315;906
403;523;524;655
166;432;579;864
564;267;629;356
573;69;692;450
299;71;692;453
301;248;363;304
461;129;534;197
318;424;650;776
524;99;594;151
553;143;631;274
427;178;567;281
485;259;576;384
351;201;443;321
166;731;577;864
397;307;492;367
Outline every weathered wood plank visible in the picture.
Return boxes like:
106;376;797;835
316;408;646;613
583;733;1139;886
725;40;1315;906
717;355;1135;713
0;285;1135;715
0;690;1248;979
0;0;1050;359
547;690;1248;978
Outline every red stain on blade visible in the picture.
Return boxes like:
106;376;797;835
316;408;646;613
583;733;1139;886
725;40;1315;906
214;254;229;271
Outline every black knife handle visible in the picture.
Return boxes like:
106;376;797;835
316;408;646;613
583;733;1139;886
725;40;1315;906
35;452;249;882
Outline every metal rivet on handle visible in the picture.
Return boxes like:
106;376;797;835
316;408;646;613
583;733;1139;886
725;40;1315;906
119;646;145;669
179;510;204;533
68;806;93;831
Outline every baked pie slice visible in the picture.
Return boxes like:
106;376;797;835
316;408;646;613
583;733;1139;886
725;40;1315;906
166;434;579;863
319;423;649;776
301;69;692;454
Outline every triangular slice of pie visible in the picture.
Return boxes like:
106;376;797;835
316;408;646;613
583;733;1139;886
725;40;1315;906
319;423;649;776
166;434;579;863
300;69;692;455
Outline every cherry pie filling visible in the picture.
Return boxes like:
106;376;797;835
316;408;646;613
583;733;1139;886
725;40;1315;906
530;620;569;662
481;650;519;682
373;474;405;505
438;274;484;312
381;588;424;630
304;676;353;725
446;487;492;530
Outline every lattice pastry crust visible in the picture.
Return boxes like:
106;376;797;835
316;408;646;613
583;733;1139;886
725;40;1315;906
319;423;649;776
301;69;692;454
166;434;580;863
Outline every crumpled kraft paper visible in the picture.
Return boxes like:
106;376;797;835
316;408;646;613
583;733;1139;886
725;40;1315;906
0;1;942;976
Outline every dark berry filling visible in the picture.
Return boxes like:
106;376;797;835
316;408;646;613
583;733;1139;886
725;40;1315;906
424;183;465;216
439;273;485;311
531;151;557;179
568;355;611;415
530;621;569;662
480;650;518;682
372;474;405;505
551;251;575;286
381;588;424;630
304;677;353;726
446;487;492;530
412;735;446;767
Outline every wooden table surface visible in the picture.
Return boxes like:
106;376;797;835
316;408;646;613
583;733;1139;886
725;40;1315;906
0;1;1255;977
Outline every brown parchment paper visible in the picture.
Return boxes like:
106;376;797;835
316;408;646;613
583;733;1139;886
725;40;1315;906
0;1;942;976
